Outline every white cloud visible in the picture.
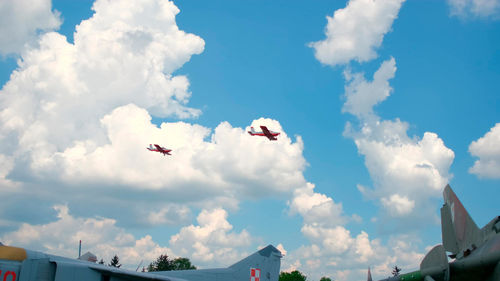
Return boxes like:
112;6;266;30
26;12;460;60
310;0;405;66
0;205;172;267
469;123;500;178
289;183;346;226
1;205;260;269
276;244;287;256
448;0;500;19
49;107;306;210
0;0;210;226
146;205;191;225
0;0;306;227
301;225;353;253
0;0;61;56
168;208;252;267
342;57;396;120
0;0;204;158
0;102;308;227
343;58;454;221
381;194;415;216
283;230;424;281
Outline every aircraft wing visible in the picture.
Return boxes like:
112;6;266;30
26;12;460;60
154;144;162;151
89;264;182;281
260;126;276;140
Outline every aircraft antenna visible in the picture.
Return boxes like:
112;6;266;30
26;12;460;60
136;260;143;272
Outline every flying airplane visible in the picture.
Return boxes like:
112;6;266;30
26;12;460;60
369;184;500;281
147;144;172;156
248;126;280;141
0;244;282;281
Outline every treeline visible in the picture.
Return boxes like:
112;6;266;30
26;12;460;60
99;254;400;281
99;255;335;281
279;270;332;281
98;254;196;272
279;265;402;281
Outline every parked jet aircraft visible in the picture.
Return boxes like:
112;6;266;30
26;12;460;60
0;244;282;281
248;126;280;141
147;144;172;156
370;184;500;281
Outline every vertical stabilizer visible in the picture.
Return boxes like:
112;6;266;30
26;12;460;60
229;245;282;281
441;185;481;258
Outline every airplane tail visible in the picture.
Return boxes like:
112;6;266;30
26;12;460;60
248;127;256;134
229;245;282;281
441;184;481;258
367;267;373;281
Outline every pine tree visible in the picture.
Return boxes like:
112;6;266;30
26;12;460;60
392;265;401;276
109;255;122;268
148;254;197;272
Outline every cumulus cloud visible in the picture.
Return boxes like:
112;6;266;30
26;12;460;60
448;0;500;19
342;57;396;120
343;58;454;222
283;231;424;281
0;0;210;226
0;205;255;269
46;107;306;211
0;2;330;275
284;173;424;281
169;208;252;267
0;0;306;227
289;183;347;226
0;0;61;56
469;123;500;178
0;102;307;227
310;0;405;66
0;0;204;158
0;205;172;267
381;194;415;216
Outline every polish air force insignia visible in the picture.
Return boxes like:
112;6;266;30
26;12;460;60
250;268;261;281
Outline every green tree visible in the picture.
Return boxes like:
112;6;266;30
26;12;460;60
109;255;122;268
392;265;401;277
279;270;307;281
148;254;172;271
148;254;197;272
319;277;332;281
172;257;197;270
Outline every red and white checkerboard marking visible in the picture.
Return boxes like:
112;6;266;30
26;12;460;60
250;268;261;281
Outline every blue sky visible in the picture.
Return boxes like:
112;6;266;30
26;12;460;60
0;0;499;280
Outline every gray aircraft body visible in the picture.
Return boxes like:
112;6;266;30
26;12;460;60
0;244;282;281
369;185;500;281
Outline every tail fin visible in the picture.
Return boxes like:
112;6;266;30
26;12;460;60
367;267;373;281
441;185;481;258
229;245;282;281
248;127;256;136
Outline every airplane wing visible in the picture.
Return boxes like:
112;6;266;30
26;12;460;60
260;126;277;140
154;144;162;151
89;264;179;281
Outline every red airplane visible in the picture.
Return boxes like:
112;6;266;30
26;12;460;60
248;126;280;141
147;144;172;155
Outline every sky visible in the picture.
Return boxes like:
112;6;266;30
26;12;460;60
0;0;499;280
